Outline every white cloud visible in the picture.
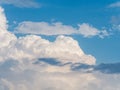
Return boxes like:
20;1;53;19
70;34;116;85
15;21;77;35
78;23;109;38
0;7;16;48
108;1;120;8
0;6;120;90
15;21;109;38
0;34;96;65
0;6;96;65
0;6;8;30
0;0;40;8
78;23;100;37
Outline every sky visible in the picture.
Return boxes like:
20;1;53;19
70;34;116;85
0;0;120;63
0;0;120;90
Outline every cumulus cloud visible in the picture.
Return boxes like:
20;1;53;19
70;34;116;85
0;7;7;30
0;0;40;8
1;6;120;90
0;6;95;65
0;34;96;65
108;1;120;8
0;7;16;48
15;21;109;38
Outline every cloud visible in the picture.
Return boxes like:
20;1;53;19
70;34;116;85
0;59;97;90
0;6;16;48
0;0;40;8
0;6;96;65
0;34;96;65
78;23;109;38
1;6;120;90
0;59;120;90
108;1;120;8
15;21;77;35
15;21;109;38
0;7;7;30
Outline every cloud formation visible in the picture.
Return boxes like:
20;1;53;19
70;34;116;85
0;6;95;65
0;7;16;48
0;0;40;8
1;35;96;65
0;6;120;90
0;58;120;90
15;21;109;38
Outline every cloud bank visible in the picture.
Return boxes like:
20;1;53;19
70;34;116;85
0;6;120;90
0;58;120;90
0;0;40;8
15;21;109;38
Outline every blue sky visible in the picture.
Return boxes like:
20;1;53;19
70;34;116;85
1;0;120;64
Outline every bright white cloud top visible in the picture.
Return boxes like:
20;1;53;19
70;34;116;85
0;6;120;90
0;7;16;48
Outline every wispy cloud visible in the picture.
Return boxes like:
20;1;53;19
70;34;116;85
0;0;40;8
14;21;109;38
108;1;120;8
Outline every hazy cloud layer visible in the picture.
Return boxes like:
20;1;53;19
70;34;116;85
15;21;109;38
0;59;120;90
0;0;40;8
0;6;120;90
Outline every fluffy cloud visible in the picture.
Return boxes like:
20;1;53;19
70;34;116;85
0;0;40;8
0;35;96;65
15;21;109;38
0;7;7;30
108;1;120;8
0;7;16;48
0;6;95;65
0;6;120;90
